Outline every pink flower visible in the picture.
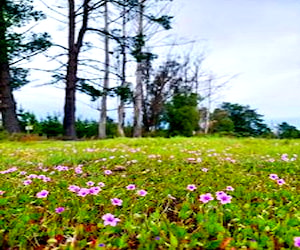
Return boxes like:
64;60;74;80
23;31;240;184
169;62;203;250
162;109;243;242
111;198;123;206
43;177;51;182
55;207;65;214
86;181;94;186
186;184;197;191
98;182;105;187
126;184;136;190
89;186;101;195
102;213;121;226
216;191;226;196
217;193;232;204
137;189;147;196
68;185;81;192
294;237;300;248
104;170;112;175
28;174;37;179
77;188;90;197
277;179;285;185
23;180;32;186
0;190;5;195
36;190;49;198
75;167;83;174
269;174;279;180
226;186;234;191
199;193;214;203
281;154;289;162
201;168;208;172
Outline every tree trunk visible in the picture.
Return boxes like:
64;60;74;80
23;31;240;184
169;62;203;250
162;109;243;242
133;1;144;137
63;0;89;140
117;2;127;137
0;0;20;133
99;0;109;139
63;0;77;140
204;78;212;134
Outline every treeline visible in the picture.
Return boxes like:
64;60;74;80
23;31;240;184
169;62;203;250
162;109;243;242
0;1;298;140
7;101;300;140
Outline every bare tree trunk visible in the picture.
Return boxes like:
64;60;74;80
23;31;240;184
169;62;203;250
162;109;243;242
63;0;89;140
133;1;144;137
204;78;212;134
117;3;127;137
0;0;20;133
64;0;77;140
99;0;109;139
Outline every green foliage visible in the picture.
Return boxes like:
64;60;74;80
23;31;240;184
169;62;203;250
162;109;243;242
210;108;234;133
220;102;272;137
277;122;300;139
149;15;173;30
1;0;51;89
165;93;199;137
39;115;63;138
75;119;98;138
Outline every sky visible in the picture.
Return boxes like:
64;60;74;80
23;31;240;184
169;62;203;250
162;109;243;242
14;0;300;128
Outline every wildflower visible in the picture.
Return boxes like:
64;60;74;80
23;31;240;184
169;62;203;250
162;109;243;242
269;174;279;180
137;189;147;196
199;193;214;203
36;190;49;198
226;186;234;191
294;237;300;248
281;153;289;162
216;191;226;196
111;198;123;206
217;193;232;204
23;180;32;186
0;190;5;195
126;184;136;190
43;177;51;182
55;207;65;214
277;179;285;185
201;168;208;172
89;186;101;195
86;181;94;186
155;236;161;240
102;213;121;226
20;171;27;175
98;243;106;247
77;188;90;197
104;170;112;175
68;185;80;192
75;167;83;174
27;174;38;179
186;184;197;191
98;182;105;187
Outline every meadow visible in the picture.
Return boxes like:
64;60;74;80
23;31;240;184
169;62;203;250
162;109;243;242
0;137;299;249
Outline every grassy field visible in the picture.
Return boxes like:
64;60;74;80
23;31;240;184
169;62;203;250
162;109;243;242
0;137;299;249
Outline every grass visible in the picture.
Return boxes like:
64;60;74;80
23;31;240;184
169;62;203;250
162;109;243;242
0;137;299;249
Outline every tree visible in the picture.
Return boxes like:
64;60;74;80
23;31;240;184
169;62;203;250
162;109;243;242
210;108;234;134
221;102;271;137
98;0;110;139
63;0;93;139
165;93;199;137
131;0;173;137
0;0;51;133
277;122;300;139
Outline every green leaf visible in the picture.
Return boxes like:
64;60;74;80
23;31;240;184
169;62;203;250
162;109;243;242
170;232;178;248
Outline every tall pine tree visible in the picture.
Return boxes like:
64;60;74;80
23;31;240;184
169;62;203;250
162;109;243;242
0;0;51;133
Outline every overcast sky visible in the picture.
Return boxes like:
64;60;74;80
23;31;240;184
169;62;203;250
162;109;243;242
14;0;300;127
